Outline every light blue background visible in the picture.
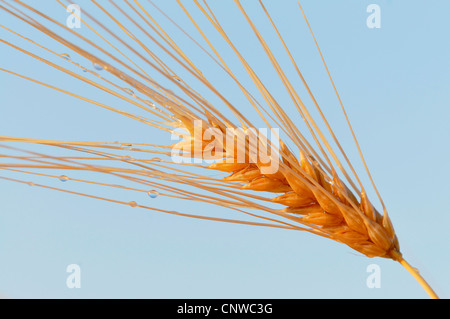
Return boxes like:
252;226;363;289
0;0;449;298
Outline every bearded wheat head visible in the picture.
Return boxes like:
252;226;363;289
0;0;440;298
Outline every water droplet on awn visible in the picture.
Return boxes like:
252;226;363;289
93;63;104;71
60;53;71;60
129;201;138;207
59;175;69;182
147;190;159;198
123;88;135;96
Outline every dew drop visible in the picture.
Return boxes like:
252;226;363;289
27;182;35;186
144;100;156;107
151;157;161;162
123;88;135;96
121;143;132;149
60;53;71;60
145;101;167;114
59;175;69;182
147;190;159;198
122;156;133;161
129;201;138;207
93;62;104;71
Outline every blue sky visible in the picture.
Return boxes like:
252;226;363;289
0;0;449;299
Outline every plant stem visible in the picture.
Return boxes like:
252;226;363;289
397;256;439;299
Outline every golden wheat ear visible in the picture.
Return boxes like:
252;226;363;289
0;0;439;298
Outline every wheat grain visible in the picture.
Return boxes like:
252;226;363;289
169;113;396;259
